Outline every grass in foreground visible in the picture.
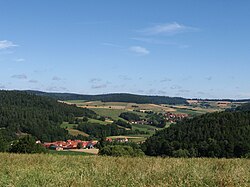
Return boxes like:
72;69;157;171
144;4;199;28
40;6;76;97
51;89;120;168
0;153;249;187
48;150;90;156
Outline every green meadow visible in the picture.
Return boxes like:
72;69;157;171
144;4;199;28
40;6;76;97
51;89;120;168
0;153;249;187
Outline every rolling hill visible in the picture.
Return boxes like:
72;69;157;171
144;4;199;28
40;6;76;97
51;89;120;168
0;90;97;144
142;107;250;158
24;90;188;105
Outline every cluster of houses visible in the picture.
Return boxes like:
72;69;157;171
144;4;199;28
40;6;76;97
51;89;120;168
43;140;98;151
164;112;188;123
130;111;189;125
106;137;129;143
42;138;130;151
130;120;148;125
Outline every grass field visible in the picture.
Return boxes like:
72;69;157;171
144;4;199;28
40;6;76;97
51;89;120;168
60;122;89;137
132;123;160;135
91;108;146;121
48;150;90;156
88;118;111;125
66;100;233;118
0;153;249;187
66;100;177;113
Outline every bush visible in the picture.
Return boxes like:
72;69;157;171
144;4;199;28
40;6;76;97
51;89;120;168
172;149;190;158
10;136;47;154
114;120;132;129
243;152;250;159
119;112;141;121
99;145;144;157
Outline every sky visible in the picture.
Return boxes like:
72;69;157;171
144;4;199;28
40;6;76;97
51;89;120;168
0;0;250;99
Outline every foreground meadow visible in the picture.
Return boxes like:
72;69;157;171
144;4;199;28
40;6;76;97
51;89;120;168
0;153;249;187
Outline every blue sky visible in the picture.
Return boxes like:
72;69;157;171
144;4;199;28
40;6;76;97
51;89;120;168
0;0;250;99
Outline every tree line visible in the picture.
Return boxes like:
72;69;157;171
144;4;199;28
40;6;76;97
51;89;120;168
26;91;188;105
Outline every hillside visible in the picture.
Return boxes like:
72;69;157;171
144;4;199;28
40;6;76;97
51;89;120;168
25;90;188;105
0;91;97;143
0;153;249;187
142;109;250;158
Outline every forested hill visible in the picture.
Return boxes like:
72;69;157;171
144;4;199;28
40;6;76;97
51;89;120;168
235;102;250;111
0;91;96;142
142;108;250;158
25;90;187;105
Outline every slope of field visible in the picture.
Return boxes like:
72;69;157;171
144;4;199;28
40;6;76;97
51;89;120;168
0;153;249;187
70;100;176;112
90;108;146;121
66;100;233;117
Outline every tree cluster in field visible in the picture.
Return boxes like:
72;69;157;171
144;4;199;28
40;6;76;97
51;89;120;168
96;137;145;157
97;138;141;149
0;90;97;147
142;109;250;158
119;111;166;128
99;145;144;157
114;120;132;129
76;122;148;139
10;136;47;154
119;112;141;121
226;102;250;112
145;113;166;128
27;90;188;105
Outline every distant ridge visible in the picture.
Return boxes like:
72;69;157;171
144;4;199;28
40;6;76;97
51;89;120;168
24;90;188;105
189;98;250;102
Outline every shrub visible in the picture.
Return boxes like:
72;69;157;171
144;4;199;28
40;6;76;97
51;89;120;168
172;149;190;158
99;145;144;157
10;136;47;154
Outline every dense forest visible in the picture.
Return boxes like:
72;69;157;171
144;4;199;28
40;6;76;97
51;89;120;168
235;102;250;111
25;90;187;105
0;91;97;144
142;108;250;158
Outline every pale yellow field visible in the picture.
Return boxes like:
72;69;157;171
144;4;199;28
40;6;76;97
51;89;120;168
67;100;176;113
0;153;249;187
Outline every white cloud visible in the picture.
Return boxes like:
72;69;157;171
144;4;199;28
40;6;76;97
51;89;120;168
205;76;213;81
129;46;150;55
46;86;68;92
11;74;27;79
141;22;198;35
0;40;18;50
52;76;62;81
160;78;172;82
101;42;122;48
91;84;107;89
131;37;190;49
89;78;102;83
28;79;38;83
14;58;25;62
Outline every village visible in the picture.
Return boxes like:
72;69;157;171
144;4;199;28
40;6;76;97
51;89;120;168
131;110;189;125
41;137;129;154
163;112;189;123
40;111;188;153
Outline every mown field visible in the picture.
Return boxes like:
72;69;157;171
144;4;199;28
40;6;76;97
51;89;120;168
66;100;237;118
0;153;249;187
90;108;146;121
